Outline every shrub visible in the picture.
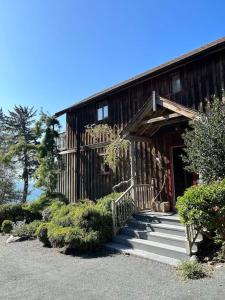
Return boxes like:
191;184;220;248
177;260;207;280
1;220;14;234
176;180;225;240
24;192;67;216
12;220;42;238
36;223;50;246
42;206;52;222
0;204;25;227
96;192;121;212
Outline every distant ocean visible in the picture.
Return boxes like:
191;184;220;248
16;181;42;201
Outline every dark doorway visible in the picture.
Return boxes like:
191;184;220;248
172;147;192;202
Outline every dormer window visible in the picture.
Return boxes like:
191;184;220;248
171;73;181;94
97;104;108;121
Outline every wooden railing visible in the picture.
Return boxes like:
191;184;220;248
185;224;200;255
135;184;155;210
111;184;135;235
111;183;156;235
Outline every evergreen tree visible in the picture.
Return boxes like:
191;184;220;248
1;106;38;202
0;108;21;203
182;97;225;183
35;113;61;195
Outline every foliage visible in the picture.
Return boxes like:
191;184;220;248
96;192;121;212
0;204;25;227
0;172;20;204
37;193;116;253
24;192;67;216
177;260;207;280
0;110;21;203
85;124;129;171
12;220;42;238
35;113;61;194
36;223;50;246
182;98;225;183
0;202;43;229
1;220;13;234
0;106;39;202
176;180;225;240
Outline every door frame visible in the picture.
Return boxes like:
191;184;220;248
169;144;185;210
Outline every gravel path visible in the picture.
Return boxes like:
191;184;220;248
0;236;225;300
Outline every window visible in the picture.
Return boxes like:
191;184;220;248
97;104;108;121
171;73;181;94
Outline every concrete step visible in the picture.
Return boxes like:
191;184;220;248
113;235;188;260
127;219;186;237
105;242;181;266
133;212;182;226
120;226;189;248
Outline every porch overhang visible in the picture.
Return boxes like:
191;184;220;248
121;93;198;141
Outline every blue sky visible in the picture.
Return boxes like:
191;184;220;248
0;0;224;126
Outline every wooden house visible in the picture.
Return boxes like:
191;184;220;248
55;36;225;213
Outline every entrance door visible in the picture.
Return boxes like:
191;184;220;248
172;147;192;202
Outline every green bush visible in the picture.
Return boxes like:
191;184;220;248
37;193;118;253
25;192;67;216
176;181;225;240
96;192;121;212
1;220;14;234
12;220;42;238
177;260;207;280
0;204;25;227
36;223;50;246
47;223;101;252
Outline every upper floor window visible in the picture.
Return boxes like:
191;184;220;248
171;73;181;94
97;104;108;121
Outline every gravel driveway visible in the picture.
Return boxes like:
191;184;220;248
0;235;224;300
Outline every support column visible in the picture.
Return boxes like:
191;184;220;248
129;139;137;211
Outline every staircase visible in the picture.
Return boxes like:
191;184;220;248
106;211;200;266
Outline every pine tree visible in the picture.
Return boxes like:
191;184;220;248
35;113;61;195
1;106;38;202
0;108;21;203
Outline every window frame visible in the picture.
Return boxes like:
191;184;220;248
97;103;109;121
171;72;181;95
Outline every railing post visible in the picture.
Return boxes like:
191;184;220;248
111;200;117;236
129;139;137;211
185;225;192;256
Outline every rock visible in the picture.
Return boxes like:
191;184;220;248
6;235;23;243
215;264;223;269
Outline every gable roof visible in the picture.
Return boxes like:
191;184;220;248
121;94;197;139
55;36;225;117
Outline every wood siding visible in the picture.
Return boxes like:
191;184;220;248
58;48;225;203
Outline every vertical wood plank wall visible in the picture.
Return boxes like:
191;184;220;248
58;49;225;202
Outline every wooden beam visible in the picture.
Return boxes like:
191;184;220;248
128;134;152;143
149;126;162;137
142;113;180;124
157;96;197;119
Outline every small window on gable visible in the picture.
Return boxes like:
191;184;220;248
172;73;181;94
97;104;108;121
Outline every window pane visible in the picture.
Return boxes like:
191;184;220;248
97;108;103;120
103;105;108;118
172;74;181;94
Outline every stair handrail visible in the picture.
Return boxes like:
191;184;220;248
111;184;135;236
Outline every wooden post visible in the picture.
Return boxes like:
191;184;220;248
152;90;156;112
129;139;137;211
111;200;116;236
